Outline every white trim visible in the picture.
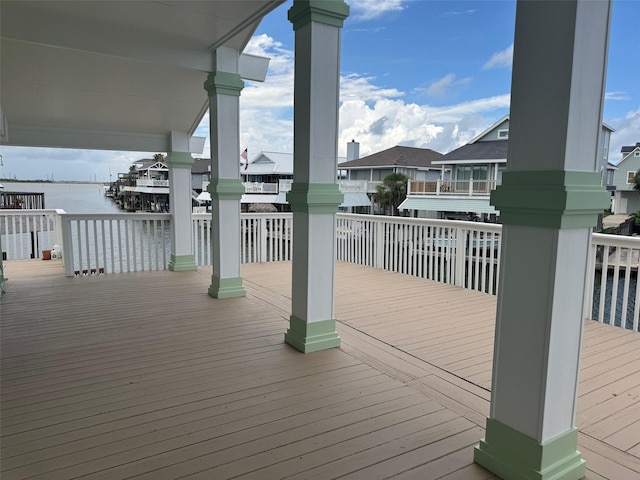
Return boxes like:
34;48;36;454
432;159;507;165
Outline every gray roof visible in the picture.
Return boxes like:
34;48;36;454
621;142;640;154
191;158;211;174
338;146;442;169
435;140;508;163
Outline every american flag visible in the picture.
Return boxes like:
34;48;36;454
241;148;248;170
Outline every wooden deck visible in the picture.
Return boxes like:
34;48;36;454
1;260;639;479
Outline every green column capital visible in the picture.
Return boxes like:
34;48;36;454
208;178;244;201
165;152;195;169
288;0;350;30
490;170;610;228
286;182;344;214
204;71;244;97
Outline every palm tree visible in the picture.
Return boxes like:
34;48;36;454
374;172;409;216
633;169;640;191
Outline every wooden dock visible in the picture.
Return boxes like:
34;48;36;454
1;260;639;479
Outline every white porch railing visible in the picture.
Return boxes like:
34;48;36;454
336;214;502;295
585;233;640;332
59;213;171;276
408;179;500;196
192;213;293;265
2;209;639;332
0;209;64;260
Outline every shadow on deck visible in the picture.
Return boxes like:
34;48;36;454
1;260;639;479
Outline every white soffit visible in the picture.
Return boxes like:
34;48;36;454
0;0;284;152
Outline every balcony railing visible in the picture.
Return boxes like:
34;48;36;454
2;209;639;332
136;179;169;187
243;182;279;194
408;179;500;196
278;179;381;194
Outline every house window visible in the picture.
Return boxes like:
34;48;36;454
627;171;637;184
635;151;640;157
497;129;509;139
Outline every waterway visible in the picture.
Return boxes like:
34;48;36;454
1;181;123;213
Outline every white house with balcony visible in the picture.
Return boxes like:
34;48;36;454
611;142;640;214
338;144;443;214
400;115;614;221
241;151;293;210
119;158;170;212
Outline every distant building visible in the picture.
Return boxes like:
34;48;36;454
338;144;443;214
611;142;640;214
399;115;614;221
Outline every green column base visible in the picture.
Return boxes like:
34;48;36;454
168;254;197;272
474;418;585;480
208;276;246;299
284;315;340;353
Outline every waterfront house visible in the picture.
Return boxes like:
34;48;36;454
339;143;443;214
0;1;629;478
611;142;640;214
400;116;614;221
119;158;170;212
241;151;294;211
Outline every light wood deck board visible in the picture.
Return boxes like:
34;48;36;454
1;259;639;479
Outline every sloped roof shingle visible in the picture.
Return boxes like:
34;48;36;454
338;146;442;169
434;140;508;163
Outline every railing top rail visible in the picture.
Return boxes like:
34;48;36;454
336;212;503;233
592;232;640;248
60;212;172;221
1;208;67;215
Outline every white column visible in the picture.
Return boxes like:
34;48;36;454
167;131;196;271
474;2;612;479
284;0;349;353
205;47;246;298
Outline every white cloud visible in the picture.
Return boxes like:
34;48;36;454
425;73;472;97
606;91;631;101
338;94;511;157
203;34;510;162
440;9;477;17
483;44;513;70
609;106;640;164
348;0;405;21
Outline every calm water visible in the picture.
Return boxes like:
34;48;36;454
2;182;123;214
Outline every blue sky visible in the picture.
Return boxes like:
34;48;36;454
1;0;639;181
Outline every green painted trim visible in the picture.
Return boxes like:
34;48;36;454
168;254;197;272
288;0;349;30
208;276;246;299
474;418;585;480
285;315;340;353
208;178;244;201
286;183;344;214
165;152;195;169
490;170;610;228
204;71;244;97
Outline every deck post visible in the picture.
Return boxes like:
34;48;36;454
284;0;349;353
167;132;197;272
474;2;612;479
205;47;246;298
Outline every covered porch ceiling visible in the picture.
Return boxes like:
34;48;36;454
0;0;284;153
